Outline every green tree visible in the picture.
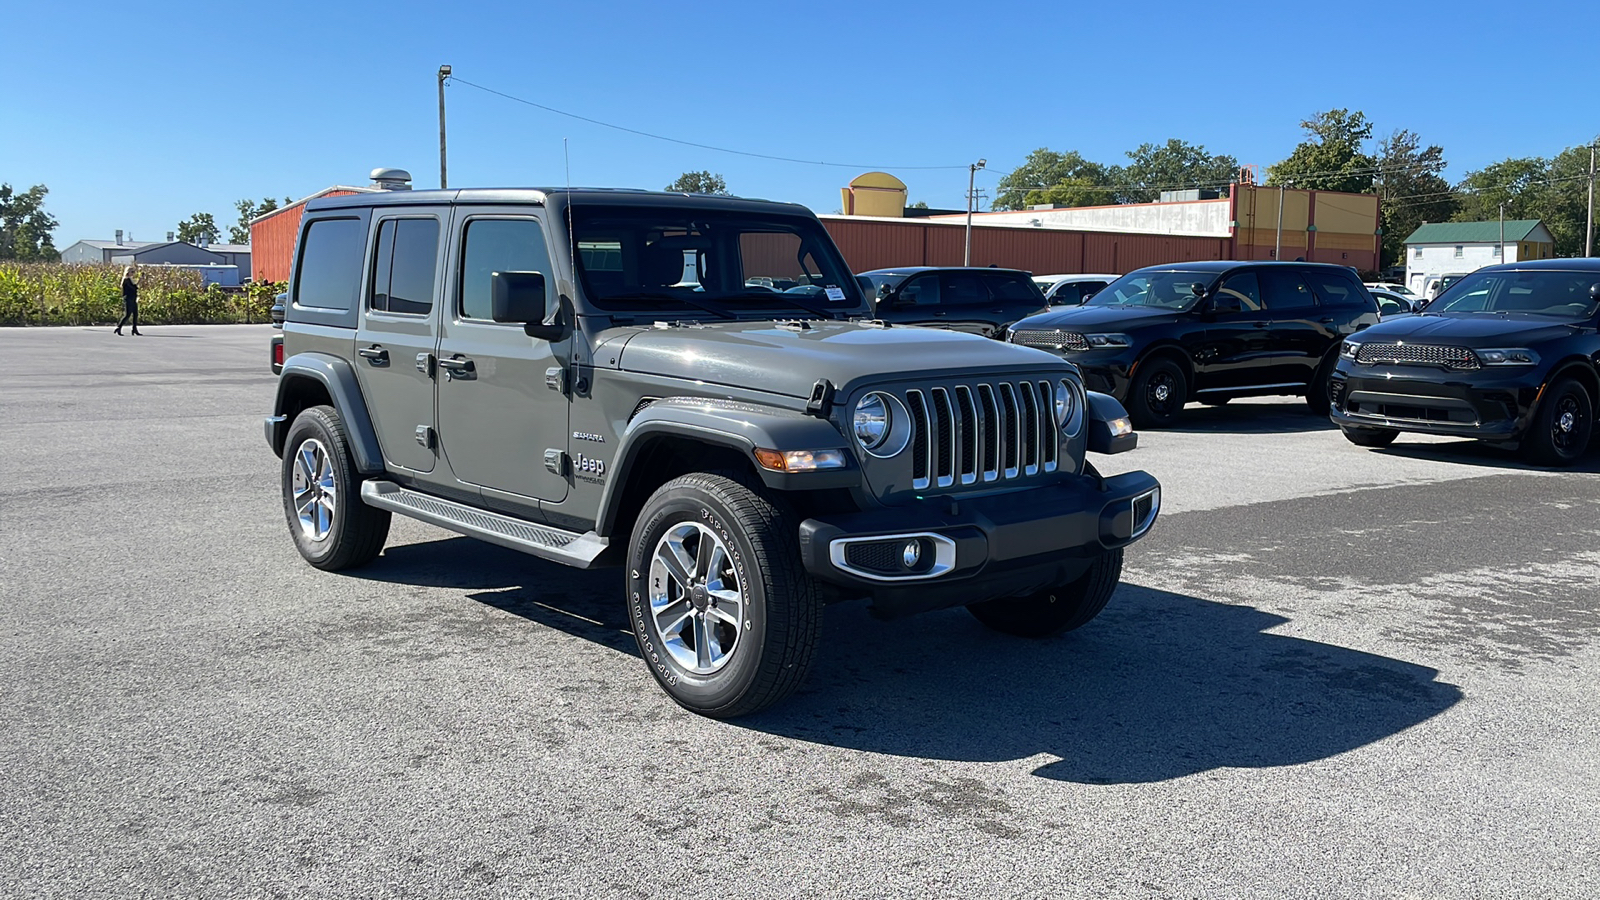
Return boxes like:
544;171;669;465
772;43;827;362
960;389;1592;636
0;183;60;261
1374;129;1458;266
1112;139;1239;203
1537;141;1598;257
665;171;728;194
993;149;1111;210
230;197;281;244
176;212;220;245
1454;141;1599;257
909;200;929;209
1267;108;1377;193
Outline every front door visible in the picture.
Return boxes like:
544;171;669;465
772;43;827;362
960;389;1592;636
1195;270;1278;391
435;213;569;503
353;211;446;474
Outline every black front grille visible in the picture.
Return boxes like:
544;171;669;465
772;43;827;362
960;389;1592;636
902;379;1060;491
1011;329;1090;352
1356;342;1480;369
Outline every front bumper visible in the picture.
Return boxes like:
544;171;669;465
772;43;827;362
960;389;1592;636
1329;360;1540;440
797;470;1160;617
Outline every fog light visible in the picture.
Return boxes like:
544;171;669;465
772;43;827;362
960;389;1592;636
902;540;922;568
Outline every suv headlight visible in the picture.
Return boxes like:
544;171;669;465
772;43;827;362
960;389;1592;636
1475;348;1539;366
1054;379;1085;437
853;392;911;458
1084;333;1131;348
1341;340;1361;360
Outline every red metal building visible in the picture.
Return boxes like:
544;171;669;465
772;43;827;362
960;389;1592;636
248;186;370;282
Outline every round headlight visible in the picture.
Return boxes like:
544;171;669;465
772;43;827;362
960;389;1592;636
854;393;891;450
1056;379;1085;437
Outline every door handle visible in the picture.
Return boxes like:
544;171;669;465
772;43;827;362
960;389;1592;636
357;346;389;365
1319;317;1336;325
1252;321;1269;328
437;355;475;378
933;311;947;317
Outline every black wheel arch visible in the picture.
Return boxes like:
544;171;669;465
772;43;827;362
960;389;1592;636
273;352;384;473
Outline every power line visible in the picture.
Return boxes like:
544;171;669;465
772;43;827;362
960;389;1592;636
448;75;971;171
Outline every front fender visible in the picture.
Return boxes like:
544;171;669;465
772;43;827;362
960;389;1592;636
272;352;385;474
1085;391;1137;454
595;398;858;536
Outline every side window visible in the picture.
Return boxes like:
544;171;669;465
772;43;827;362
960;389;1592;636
898;275;940;306
1260;269;1316;310
982;273;1043;303
939;273;990;307
295;218;365;310
1216;271;1262;311
460;218;552;321
369;218;439;315
1375;294;1405;316
1301;269;1364;308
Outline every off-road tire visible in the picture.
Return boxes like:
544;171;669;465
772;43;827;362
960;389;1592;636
1340;425;1399;448
966;549;1124;638
1127;358;1187;428
625;472;822;718
1522;377;1593;467
281;405;391;571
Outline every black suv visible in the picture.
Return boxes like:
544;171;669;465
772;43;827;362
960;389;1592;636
1007;261;1381;426
857;267;1049;339
1331;259;1600;466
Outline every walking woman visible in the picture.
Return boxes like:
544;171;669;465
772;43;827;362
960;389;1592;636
115;264;142;336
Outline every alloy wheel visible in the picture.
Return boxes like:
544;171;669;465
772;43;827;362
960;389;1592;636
648;522;745;675
290;438;338;542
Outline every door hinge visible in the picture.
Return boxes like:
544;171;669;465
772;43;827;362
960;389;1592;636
805;378;835;417
544;448;567;475
414;425;435;449
545;366;567;394
416;352;436;378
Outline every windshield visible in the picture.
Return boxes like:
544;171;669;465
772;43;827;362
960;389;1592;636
570;207;863;316
1086;270;1213;311
1429;269;1600;319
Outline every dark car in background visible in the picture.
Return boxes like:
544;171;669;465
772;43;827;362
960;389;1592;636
1034;273;1119;306
1007;261;1381;427
858;267;1050;339
1330;259;1600;466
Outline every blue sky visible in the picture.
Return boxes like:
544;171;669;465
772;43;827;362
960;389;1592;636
4;0;1596;246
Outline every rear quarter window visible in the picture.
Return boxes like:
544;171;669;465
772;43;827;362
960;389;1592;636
1301;269;1370;308
294;217;366;310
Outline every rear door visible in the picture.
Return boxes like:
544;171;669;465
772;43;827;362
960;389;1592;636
434;211;570;504
353;210;446;474
1257;268;1325;388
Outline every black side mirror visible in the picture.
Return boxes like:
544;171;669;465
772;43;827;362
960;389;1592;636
877;282;894;301
491;271;565;340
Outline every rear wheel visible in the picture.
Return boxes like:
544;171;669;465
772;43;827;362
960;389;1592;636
1127;358;1187;428
966;549;1123;638
1340;425;1398;448
1522;377;1593;467
626;472;822;718
281;406;390;570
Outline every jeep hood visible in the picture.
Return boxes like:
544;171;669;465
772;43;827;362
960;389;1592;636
1357;313;1579;348
610;320;1067;398
1013;304;1184;333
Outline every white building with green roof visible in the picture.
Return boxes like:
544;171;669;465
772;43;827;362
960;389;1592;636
1402;219;1555;297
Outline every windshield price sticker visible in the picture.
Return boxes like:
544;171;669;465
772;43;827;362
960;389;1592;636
824;285;845;302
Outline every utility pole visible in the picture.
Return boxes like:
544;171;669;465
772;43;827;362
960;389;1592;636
1499;202;1505;262
1587;142;1595;257
1274;181;1287;261
438;65;451;189
965;159;986;266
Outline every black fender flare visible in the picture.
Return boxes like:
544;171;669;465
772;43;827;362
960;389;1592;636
595;398;857;537
273;352;385;474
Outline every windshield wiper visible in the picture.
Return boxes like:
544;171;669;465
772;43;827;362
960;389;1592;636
602;292;735;320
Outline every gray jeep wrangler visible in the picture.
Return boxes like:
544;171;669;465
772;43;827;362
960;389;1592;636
265;180;1160;717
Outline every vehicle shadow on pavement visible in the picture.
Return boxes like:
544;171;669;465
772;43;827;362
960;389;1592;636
742;584;1463;785
1160;401;1337;435
1369;440;1600;474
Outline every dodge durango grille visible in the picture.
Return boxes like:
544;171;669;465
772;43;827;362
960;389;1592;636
902;380;1059;491
1011;329;1090;352
1356;342;1480;370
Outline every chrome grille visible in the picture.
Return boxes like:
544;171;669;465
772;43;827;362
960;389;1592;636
904;380;1058;491
1011;329;1090;352
1356;342;1480;369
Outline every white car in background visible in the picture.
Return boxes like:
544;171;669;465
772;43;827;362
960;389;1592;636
1363;281;1418;298
1032;273;1120;306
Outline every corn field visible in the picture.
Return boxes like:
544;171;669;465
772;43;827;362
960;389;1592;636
0;263;282;327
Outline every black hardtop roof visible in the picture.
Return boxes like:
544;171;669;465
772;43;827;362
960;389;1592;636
859;266;1033;276
303;187;814;217
1477;257;1600;274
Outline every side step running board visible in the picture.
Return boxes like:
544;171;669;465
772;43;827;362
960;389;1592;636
360;480;610;569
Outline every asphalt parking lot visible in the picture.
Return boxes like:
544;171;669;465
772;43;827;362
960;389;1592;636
3;324;1598;898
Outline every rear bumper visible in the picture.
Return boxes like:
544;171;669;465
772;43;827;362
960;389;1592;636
1329;361;1540;440
797;470;1160;617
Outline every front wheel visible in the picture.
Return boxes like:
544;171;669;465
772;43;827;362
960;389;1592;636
1522;377;1594;467
1340;425;1398;448
1127;358;1187;428
1305;352;1336;415
966;549;1123;638
626;472;822;718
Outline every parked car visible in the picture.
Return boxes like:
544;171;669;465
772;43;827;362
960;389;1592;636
1364;281;1417;298
1422;273;1470;301
1330;259;1600;466
270;291;287;327
1034;273;1120;306
1007;261;1381;427
857;266;1051;338
265;186;1159;717
1368;288;1418;318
